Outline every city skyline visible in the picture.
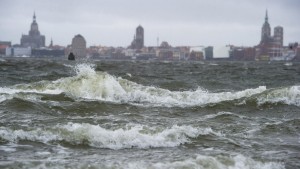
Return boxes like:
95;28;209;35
0;0;299;47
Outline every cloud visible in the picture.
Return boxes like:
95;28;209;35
0;0;299;47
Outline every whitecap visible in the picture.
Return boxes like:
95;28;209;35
0;123;219;149
0;63;267;107
69;154;285;169
58;123;204;149
257;86;300;106
149;154;285;169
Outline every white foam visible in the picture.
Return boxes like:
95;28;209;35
59;123;204;149
0;123;218;149
2;63;299;107
63;64;74;68
0;127;59;143
257;86;300;106
200;112;234;121
47;63;267;107
0;94;11;103
0;64;268;107
0;86;62;95
74;63;97;77
124;154;285;169
0;63;254;106
0;145;16;152
0;86;61;103
68;154;284;169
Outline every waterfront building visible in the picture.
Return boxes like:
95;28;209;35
215;46;230;58
274;26;283;47
0;41;11;55
256;10;284;60
6;47;31;56
71;34;87;58
130;25;144;49
229;46;255;61
189;47;204;60
32;48;65;57
204;46;213;60
20;13;45;48
294;45;300;61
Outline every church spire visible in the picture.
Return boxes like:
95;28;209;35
50;38;53;47
261;9;271;43
33;12;36;22
265;10;268;23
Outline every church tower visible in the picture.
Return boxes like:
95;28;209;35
130;25;144;49
29;12;40;36
21;12;45;48
136;25;144;48
256;10;285;60
261;10;271;43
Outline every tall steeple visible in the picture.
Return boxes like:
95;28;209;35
29;12;40;36
265;10;268;23
261;9;271;43
50;38;53;47
33;12;36;22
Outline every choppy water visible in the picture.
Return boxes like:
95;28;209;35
0;58;299;169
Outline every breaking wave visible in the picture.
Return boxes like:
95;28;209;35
142;154;284;169
19;154;285;169
0;123;217;149
0;63;299;107
256;86;300;106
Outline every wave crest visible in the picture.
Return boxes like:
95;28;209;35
0;123;216;149
1;63;299;108
26;154;284;169
257;86;300;107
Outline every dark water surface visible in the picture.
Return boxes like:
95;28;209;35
0;58;299;169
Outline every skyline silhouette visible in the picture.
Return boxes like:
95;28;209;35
1;0;299;47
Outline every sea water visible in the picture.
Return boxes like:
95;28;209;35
0;58;299;169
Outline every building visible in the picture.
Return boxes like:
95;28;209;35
274;26;283;47
255;10;284;60
31;39;65;57
6;47;31;57
229;46;255;61
213;46;231;58
293;44;300;61
71;34;87;58
32;48;65;57
189;47;204;60
0;41;11;55
20;13;45;48
204;46;213;60
130;25;144;49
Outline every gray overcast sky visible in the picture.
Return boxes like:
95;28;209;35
0;0;299;47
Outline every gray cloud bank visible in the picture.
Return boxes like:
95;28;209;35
0;0;299;47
